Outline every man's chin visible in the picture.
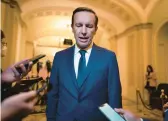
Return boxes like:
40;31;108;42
77;43;88;49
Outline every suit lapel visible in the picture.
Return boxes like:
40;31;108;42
79;44;101;96
66;46;79;94
65;44;101;99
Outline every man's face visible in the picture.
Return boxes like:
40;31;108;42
1;39;7;57
72;11;97;49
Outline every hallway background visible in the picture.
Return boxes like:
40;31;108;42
1;0;168;120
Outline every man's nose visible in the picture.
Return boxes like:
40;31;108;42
81;26;87;36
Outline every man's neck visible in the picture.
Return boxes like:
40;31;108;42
77;42;93;51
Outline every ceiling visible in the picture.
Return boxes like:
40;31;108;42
13;0;160;46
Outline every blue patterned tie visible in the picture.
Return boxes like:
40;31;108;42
77;50;86;87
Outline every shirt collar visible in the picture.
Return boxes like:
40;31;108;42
74;43;92;55
74;45;80;55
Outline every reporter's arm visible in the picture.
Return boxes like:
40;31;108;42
1;91;37;121
1;60;32;84
114;108;141;121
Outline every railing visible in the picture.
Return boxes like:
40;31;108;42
136;89;153;110
136;89;168;115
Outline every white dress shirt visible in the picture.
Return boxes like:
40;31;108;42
165;109;168;113
74;44;92;78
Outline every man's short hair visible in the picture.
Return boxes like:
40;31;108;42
71;7;98;27
1;30;5;40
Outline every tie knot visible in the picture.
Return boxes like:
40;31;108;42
79;50;86;57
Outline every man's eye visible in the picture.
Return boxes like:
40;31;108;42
76;24;82;27
86;24;93;28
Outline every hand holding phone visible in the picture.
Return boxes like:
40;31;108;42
114;108;142;121
15;54;46;75
99;103;126;121
2;60;32;84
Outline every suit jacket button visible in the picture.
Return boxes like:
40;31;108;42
78;96;81;103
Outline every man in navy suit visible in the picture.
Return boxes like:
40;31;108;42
46;7;122;121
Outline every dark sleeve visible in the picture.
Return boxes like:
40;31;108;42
1;83;12;101
164;110;168;121
108;53;122;108
46;53;59;121
142;118;150;121
1;69;11;101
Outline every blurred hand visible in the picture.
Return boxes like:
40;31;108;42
114;108;141;121
1;91;37;121
1;59;33;83
163;102;168;111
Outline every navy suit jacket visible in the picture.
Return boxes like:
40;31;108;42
46;44;122;121
143;119;150;121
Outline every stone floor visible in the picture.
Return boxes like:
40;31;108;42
23;98;163;121
122;99;163;121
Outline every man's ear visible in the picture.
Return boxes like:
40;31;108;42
95;26;98;32
93;26;98;35
71;24;74;33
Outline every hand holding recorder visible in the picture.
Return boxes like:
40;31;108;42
114;108;141;121
99;103;141;121
99;103;126;121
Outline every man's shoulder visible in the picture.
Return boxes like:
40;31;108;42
94;44;116;56
55;46;74;56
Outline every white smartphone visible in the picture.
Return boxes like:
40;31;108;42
99;103;126;121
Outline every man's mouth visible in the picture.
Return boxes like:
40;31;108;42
79;37;89;41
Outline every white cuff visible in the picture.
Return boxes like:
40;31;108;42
165;109;168;113
140;118;143;121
